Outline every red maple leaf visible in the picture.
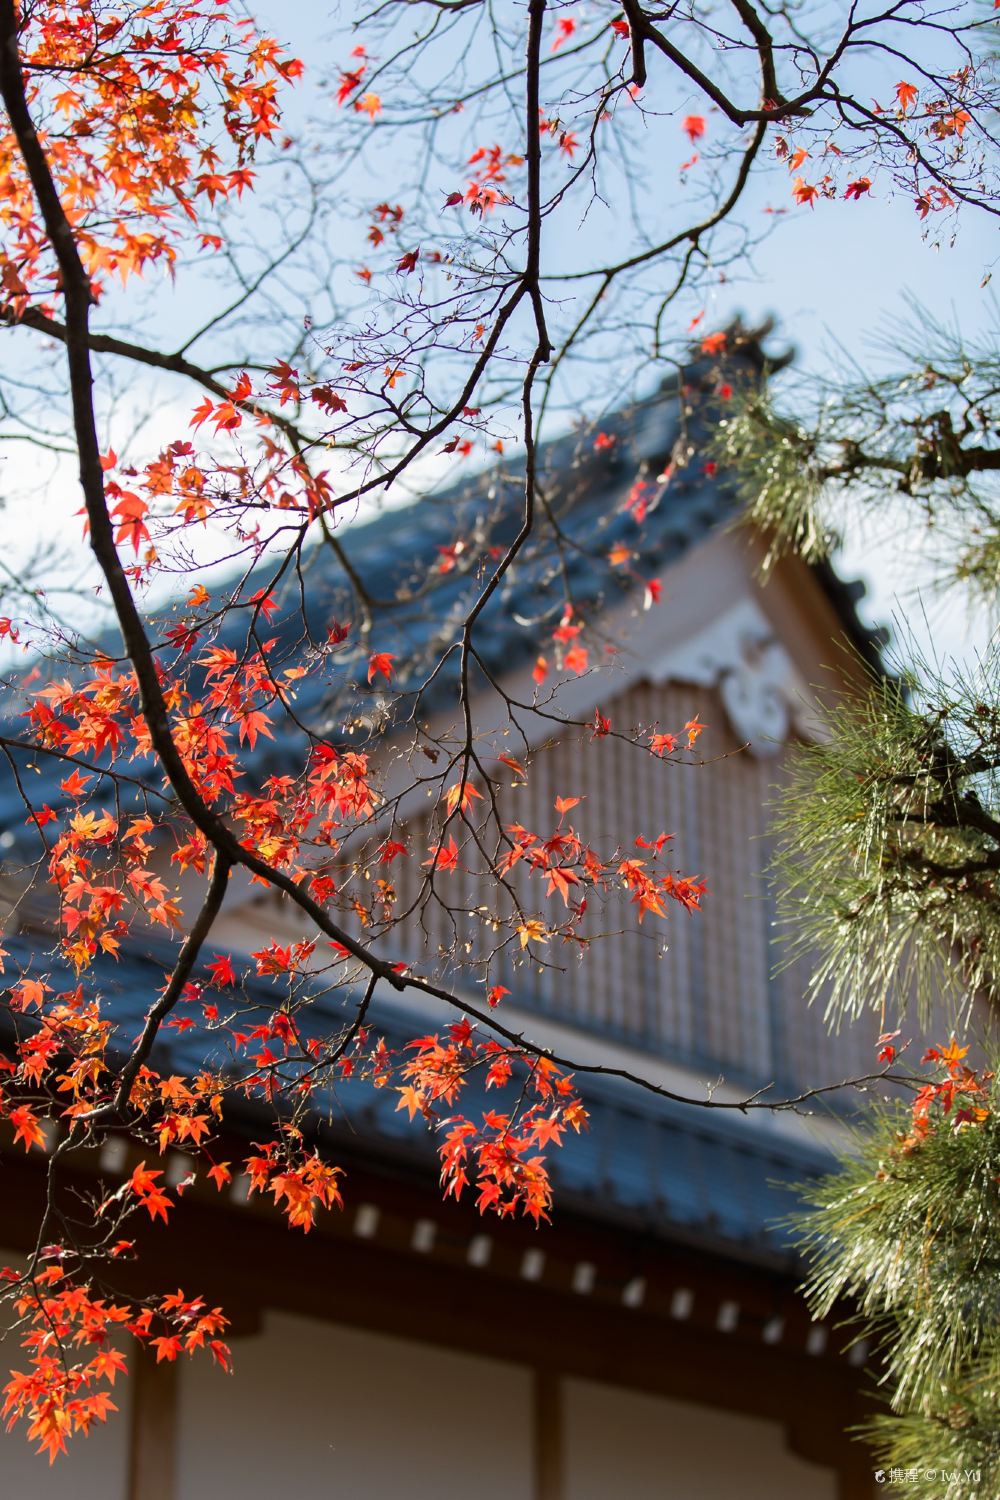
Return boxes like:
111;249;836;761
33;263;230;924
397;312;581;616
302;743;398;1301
368;652;396;684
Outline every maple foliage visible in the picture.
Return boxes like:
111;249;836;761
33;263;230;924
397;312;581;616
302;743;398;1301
0;0;300;311
0;0;995;1463
872;1033;993;1154
1;1262;229;1462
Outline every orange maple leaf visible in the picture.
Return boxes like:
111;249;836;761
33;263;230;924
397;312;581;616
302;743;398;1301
8;1105;45;1152
896;81;918;113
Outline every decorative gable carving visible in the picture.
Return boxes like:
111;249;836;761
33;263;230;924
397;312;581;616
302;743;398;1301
644;596;819;755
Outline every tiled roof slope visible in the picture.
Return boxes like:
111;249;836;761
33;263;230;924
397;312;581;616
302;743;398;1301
0;329;885;836
0;932;829;1270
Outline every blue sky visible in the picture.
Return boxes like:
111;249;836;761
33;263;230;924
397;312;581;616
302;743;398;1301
249;0;1000;667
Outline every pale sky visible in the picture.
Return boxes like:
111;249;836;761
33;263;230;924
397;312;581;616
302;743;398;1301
247;0;1000;672
2;0;997;672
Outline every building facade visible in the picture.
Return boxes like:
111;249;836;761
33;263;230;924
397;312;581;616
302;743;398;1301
0;347;886;1498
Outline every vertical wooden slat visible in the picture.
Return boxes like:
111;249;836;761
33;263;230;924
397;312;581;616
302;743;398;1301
389;676;881;1091
127;1340;178;1500
533;1368;563;1500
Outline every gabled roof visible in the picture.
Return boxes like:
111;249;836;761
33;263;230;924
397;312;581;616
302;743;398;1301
0;332;872;1266
0;327;884;843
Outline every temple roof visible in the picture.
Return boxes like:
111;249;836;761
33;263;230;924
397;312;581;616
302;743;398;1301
0;328;885;842
0;330;870;1267
0;929;831;1271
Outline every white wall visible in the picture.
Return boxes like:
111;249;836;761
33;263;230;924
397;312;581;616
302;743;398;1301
176;1310;535;1500
562;1377;838;1500
175;1309;840;1500
0;1294;844;1500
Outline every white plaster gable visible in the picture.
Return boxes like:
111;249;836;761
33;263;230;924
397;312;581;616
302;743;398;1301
444;527;829;765
642;594;818;755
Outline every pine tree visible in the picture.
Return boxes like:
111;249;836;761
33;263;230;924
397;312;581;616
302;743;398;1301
719;315;1000;1493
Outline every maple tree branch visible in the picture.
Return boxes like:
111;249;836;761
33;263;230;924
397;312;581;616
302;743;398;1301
555;115;768;282
173;186;324;360
396;965;905;1113
0;3;407;995
2;303;402;622
621;1;755;126
0;735;171;805
727;0;780;107
453;4;547;734
324;970;379;1070
618;1;646;88
621;0;837;126
829;88;1000;220
0;742;51;850
0;277;536;548
0;0;956;1144
0;303;315;455
523;0;551;365
0;10;584;1127
98;852;233;1124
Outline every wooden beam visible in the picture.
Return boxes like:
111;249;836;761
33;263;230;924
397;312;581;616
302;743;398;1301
0;1146;874;1480
533;1370;562;1500
837;1453;878;1500
127;1339;178;1500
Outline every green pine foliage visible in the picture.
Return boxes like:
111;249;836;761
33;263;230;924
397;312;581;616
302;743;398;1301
714;308;1000;599
865;1390;1000;1500
721;309;1000;1479
797;1069;1000;1499
771;653;1000;1028
711;392;834;573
